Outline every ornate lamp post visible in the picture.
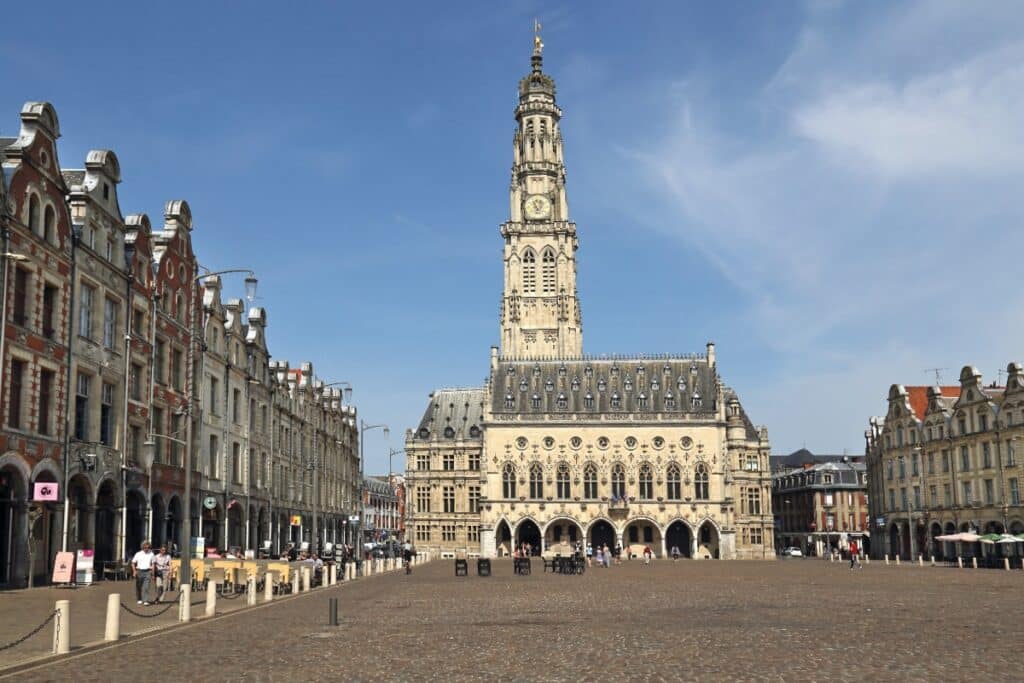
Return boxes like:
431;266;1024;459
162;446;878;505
358;421;389;550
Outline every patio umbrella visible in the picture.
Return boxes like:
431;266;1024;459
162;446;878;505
935;534;960;542
995;534;1020;544
979;533;1003;544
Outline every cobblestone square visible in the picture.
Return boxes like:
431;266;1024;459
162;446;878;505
5;559;1023;682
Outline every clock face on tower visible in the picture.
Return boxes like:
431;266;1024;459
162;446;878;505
524;194;552;220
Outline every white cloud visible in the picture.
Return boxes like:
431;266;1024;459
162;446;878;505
794;43;1024;177
601;2;1024;451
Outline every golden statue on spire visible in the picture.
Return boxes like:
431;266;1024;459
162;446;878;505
533;18;544;56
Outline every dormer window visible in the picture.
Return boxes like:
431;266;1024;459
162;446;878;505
558;365;566;377
610;365;619;377
678;377;686;391
690;362;698;375
636;366;645;376
623;378;633;392
584;366;593;378
637;393;647;408
505;394;515;409
691;393;702;409
597;378;606;392
507;365;516;375
545;379;554;392
557;393;567;410
532;394;541;409
444;426;455;438
664;392;675;410
584;393;594;409
519;379;528;392
533;364;541;377
570;377;580;392
651;379;660;392
611;393;621;409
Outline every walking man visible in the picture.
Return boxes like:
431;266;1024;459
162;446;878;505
849;539;862;569
131;540;155;605
153;544;172;602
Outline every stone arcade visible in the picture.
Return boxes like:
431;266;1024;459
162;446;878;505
404;35;772;560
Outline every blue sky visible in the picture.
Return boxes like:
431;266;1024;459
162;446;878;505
5;1;1022;469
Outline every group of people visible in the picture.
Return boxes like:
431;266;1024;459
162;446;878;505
130;541;173;605
585;543;621;568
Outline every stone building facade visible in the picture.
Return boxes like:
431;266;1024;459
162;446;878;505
866;364;1024;561
405;40;771;560
0;101;362;588
771;449;868;556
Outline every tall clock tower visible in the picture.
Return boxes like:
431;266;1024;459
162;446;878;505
499;35;583;359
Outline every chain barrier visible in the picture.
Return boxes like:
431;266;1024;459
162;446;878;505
120;600;177;618
218;589;244;600
0;609;58;652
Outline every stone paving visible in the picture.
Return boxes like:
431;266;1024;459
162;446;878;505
4;558;1024;682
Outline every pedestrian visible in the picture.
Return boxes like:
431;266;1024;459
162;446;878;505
671;545;680;561
614;543;622;565
849;540;861;569
585;543;593;567
595;546;603;567
602;544;611;568
131;540;155;605
153;544;172;602
643;545;652;565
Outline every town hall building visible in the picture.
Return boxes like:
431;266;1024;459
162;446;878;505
404;35;772;560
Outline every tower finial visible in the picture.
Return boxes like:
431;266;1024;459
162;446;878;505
533;18;543;56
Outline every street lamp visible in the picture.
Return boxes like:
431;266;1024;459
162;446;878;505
358;421;389;549
180;268;256;589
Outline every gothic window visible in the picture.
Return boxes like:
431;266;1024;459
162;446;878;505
664;392;675;410
503;463;517;498
639;464;653;500
611;464;626;498
694;463;709;500
529;463;544;498
610;393;621;409
522;249;537;294
666;464;681;499
505;394;515;408
583;463;598;498
556;462;571;498
557;393;567;410
584;393;594;409
541;248;556;293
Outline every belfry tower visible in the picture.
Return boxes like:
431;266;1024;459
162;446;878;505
499;29;583;359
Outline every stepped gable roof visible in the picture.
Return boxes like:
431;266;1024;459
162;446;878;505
412;387;486;443
490;355;718;417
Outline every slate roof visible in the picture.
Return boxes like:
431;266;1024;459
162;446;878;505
0;137;16;151
489;356;718;417
906;385;960;419
411;387;486;443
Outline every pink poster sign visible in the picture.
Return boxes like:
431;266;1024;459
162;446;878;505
34;482;59;501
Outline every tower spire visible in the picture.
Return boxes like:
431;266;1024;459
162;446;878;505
532;19;544;72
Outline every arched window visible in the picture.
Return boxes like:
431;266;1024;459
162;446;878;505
43;205;55;242
666;464;681;499
556;462;570;498
639;463;653;499
504;393;515;409
637;393;647;409
502;463;516;498
664;392;675;410
28;193;40;234
522;249;536;294
584;463;597;498
556;393;567;410
531;394;541;409
529;463;544;498
584;392;594;409
541;248;556;293
610;393;621;409
694;463;709;500
611;463;625;498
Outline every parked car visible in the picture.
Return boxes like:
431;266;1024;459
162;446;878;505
781;546;803;557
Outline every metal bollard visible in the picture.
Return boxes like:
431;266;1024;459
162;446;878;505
1005;557;1010;571
104;593;120;642
884;554;890;565
264;574;274;602
328;597;339;627
330;564;337;585
53;600;70;655
179;585;191;623
247;576;257;606
302;566;311;592
931;556;936;566
972;557;978;569
895;556;901;566
957;557;963;569
918;555;924;566
206;581;217;617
